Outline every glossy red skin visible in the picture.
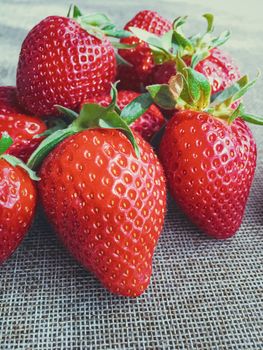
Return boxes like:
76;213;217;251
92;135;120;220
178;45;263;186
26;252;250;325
81;90;165;141
0;86;22;114
159;110;256;239
39;129;166;297
0;159;36;264
0;113;46;162
17;16;116;117
0;86;47;162
118;10;172;91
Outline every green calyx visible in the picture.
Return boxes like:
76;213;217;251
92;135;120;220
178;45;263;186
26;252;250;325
122;58;263;126
27;84;143;170
129;13;230;67
0;133;39;181
67;4;132;40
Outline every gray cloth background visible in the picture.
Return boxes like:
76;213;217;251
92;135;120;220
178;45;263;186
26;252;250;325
0;0;262;349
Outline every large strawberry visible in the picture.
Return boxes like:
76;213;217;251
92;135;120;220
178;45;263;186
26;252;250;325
0;134;37;264
81;89;165;141
130;58;262;239
0;87;47;162
131;14;240;98
117;10;172;91
16;6;122;117
28;98;166;297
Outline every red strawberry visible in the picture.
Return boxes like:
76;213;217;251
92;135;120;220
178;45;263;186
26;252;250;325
0;87;47;162
0;135;37;264
0;86;21;114
81;90;165;141
117;10;172;91
138;61;262;239
29;102;166;297
16;15;116;116
159;111;256;239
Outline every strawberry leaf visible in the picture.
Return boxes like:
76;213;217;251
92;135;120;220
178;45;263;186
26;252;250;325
203;13;214;33
67;4;83;19
112;42;137;49
173;16;188;30
120;93;154;124
147;85;177;110
2;154;40;181
191;50;210;68
76;103;141;156
98;111;140;157
240;112;263;125
210;75;249;106
27;128;77;170
103;28;132;38
172;31;193;52
129;27;171;56
0;132;13;155
231;73;259;102
228;103;245;124
79;13;112;27
55;105;79;122
209;30;230;49
185;68;211;109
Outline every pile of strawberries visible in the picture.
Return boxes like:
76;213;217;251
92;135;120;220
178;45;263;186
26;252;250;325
1;5;262;297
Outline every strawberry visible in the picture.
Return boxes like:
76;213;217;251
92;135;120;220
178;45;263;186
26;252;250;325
160;110;256;239
131;14;240;99
16;8;118;117
28;98;166;297
0;134;37;264
0;86;21;114
81;90;165;141
117;10;172;91
0;87;47;162
131;58;262;239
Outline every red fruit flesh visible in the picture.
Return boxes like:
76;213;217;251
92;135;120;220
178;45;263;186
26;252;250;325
17;16;116;116
118;10;172;91
159;110;256;239
0;159;36;264
81;90;165;141
39;129;166;297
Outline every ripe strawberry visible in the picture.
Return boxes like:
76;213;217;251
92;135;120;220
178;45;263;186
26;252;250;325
117;10;172;91
159;110;256;238
16;15;116;116
0;86;21;114
0;87;47;162
0;135;37;264
135;59;262;239
81;90;165;141
29;102;166;297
